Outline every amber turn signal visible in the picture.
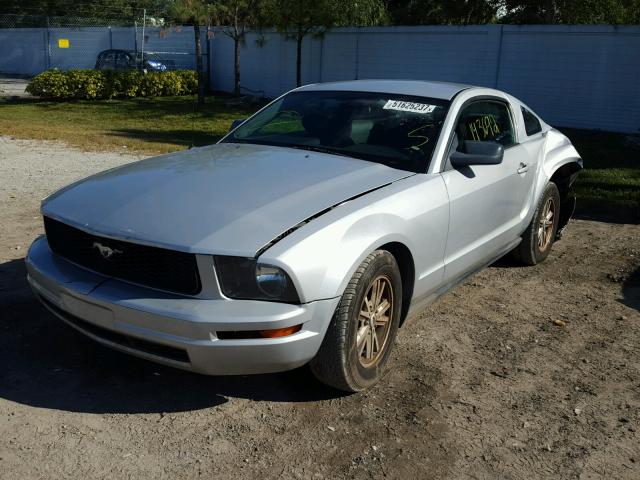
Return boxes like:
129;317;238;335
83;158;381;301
258;324;302;338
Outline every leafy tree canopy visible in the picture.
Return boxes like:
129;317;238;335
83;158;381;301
500;0;640;24
3;0;172;23
268;0;387;35
168;0;211;25
386;0;498;25
211;0;272;39
3;0;639;27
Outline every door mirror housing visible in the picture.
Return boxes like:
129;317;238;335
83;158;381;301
450;141;504;168
229;119;246;131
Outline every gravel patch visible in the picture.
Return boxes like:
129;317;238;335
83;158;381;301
0;136;639;479
0;135;142;262
0;77;31;98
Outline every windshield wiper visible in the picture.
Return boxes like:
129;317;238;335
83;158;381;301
294;145;411;170
286;144;353;158
225;139;349;156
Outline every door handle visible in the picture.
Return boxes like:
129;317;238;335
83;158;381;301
517;162;529;174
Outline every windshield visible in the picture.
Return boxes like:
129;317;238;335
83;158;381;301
222;90;450;173
133;52;160;62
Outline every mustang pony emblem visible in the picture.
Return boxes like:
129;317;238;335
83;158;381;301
92;242;123;259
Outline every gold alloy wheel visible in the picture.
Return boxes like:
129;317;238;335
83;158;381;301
537;197;556;251
356;275;394;368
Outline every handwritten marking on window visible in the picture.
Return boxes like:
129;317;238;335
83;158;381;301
407;124;434;148
468;115;500;141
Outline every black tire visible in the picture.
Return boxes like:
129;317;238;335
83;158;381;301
310;250;402;392
516;182;561;266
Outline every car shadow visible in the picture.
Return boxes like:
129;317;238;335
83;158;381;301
489;254;521;269
0;259;342;415
621;266;640;312
573;204;639;225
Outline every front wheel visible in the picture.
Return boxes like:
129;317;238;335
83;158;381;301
516;182;561;265
310;250;402;392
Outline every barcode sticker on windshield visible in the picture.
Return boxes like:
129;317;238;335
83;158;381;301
383;100;436;114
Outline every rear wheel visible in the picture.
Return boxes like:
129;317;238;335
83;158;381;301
310;250;402;392
516;182;561;265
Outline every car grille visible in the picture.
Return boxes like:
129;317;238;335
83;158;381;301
43;216;202;296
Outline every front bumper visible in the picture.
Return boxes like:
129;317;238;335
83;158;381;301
26;236;340;375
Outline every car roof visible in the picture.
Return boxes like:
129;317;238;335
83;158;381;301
296;79;473;100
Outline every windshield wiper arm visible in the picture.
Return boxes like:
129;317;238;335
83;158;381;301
287;144;353;158
225;140;351;158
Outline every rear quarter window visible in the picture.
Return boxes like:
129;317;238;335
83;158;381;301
521;107;542;136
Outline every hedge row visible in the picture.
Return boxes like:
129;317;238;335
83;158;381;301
26;69;199;99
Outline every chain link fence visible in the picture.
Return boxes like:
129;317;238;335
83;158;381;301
0;14;210;78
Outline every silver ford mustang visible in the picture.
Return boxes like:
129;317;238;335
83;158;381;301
26;80;582;391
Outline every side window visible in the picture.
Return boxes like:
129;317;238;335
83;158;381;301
115;52;130;69
456;101;515;147
521;107;542;136
101;52;116;70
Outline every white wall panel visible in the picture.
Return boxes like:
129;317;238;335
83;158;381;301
0;24;638;132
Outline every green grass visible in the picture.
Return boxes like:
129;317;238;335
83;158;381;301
559;128;640;213
0;95;259;155
0;96;637;215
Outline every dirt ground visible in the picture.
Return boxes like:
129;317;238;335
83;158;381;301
0;137;638;480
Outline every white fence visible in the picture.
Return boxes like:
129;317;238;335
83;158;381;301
1;24;638;132
210;25;640;133
0;25;205;75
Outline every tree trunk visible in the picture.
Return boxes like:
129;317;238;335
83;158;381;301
194;23;204;105
296;34;303;87
234;37;241;97
544;0;557;23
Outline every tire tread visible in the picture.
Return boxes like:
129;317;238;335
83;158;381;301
311;250;397;392
517;182;561;266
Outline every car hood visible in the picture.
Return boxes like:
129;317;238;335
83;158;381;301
42;143;413;256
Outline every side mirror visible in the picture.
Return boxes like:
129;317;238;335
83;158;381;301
450;141;504;168
229;119;246;131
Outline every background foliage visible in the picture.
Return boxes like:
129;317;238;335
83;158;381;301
25;70;198;99
4;0;640;25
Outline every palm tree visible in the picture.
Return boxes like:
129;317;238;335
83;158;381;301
170;0;211;105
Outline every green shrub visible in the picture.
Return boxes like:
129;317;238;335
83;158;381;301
25;70;71;98
26;69;199;100
66;70;105;99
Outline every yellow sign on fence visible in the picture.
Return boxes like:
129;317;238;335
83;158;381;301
58;39;70;49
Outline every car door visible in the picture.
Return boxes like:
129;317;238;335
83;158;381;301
441;98;536;284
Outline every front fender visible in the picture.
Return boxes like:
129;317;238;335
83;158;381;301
259;174;449;304
316;215;417;302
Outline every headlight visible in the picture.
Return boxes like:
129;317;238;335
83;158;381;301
214;256;300;303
